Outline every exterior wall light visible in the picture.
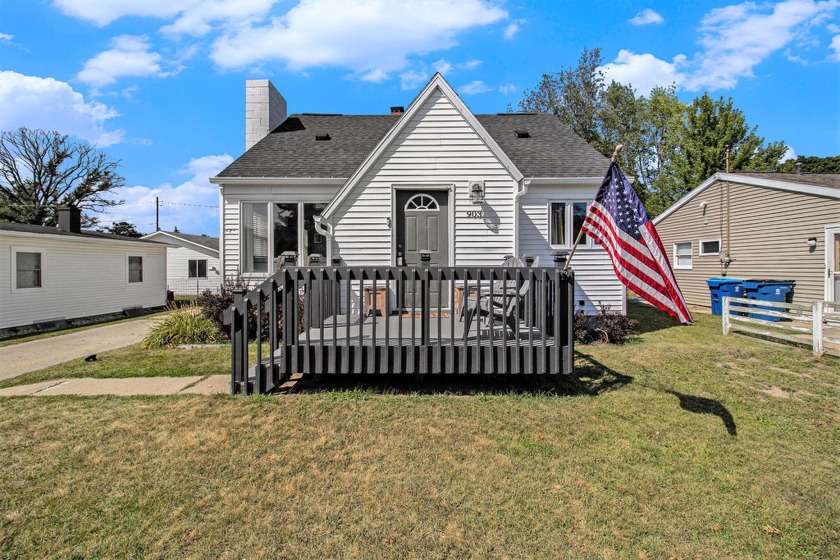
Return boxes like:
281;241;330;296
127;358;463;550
469;180;485;204
807;237;817;247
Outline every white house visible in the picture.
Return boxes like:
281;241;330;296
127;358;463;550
211;74;624;314
0;207;168;330
141;230;221;295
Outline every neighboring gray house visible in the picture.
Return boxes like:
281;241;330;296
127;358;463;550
653;171;840;307
211;73;624;314
141;230;221;295
0;208;167;329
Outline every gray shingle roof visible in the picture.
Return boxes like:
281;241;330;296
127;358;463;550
216;113;610;179
153;230;219;251
0;222;165;244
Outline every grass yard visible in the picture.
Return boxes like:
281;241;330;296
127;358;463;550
1;304;838;558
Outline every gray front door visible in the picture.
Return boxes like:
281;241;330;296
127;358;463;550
396;190;449;309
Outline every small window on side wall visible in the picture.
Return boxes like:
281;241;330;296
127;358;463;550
699;239;721;256
673;242;692;269
549;201;589;248
16;251;42;289
188;259;207;278
128;256;143;283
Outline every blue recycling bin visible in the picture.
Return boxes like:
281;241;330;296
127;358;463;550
707;277;743;315
742;280;796;322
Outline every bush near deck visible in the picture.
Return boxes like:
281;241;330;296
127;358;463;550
0;303;838;559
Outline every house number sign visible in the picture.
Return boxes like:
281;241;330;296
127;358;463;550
466;210;484;219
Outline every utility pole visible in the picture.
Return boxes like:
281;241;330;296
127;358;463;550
156;196;160;231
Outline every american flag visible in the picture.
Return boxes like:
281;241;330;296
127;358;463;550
582;162;693;324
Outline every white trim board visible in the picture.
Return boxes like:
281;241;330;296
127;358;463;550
141;231;219;257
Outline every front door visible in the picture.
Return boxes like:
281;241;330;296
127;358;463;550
396;190;449;309
829;228;840;303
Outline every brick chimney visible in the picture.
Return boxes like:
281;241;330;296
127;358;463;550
390;106;405;116
57;205;81;233
245;79;287;151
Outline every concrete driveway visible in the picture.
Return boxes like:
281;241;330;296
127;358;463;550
0;317;164;381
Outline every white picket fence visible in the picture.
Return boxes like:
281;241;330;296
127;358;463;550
722;297;840;357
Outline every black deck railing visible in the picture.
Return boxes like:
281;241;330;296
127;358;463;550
224;264;575;394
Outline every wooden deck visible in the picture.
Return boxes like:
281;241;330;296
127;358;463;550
227;265;575;394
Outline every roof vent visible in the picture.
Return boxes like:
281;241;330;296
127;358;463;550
315;133;331;141
515;129;530;138
391;106;405;116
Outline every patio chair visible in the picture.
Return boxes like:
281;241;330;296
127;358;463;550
463;264;530;338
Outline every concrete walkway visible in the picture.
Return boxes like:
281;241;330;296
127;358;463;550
0;317;164;381
0;375;230;396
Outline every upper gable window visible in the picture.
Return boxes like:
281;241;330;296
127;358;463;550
405;194;439;211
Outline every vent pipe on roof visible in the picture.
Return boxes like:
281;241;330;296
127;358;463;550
245;79;287;151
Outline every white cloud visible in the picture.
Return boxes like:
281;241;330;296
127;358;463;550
0;70;123;146
604;0;840;94
210;0;507;81
100;154;232;234
400;58;482;90
601;50;687;95
53;0;274;37
503;18;526;39
783;145;797;161
432;59;453;75
831;34;840;60
458;80;492;95
0;33;13;41
77;35;175;87
498;83;517;95
685;0;840;90
629;9;664;26
399;70;428;91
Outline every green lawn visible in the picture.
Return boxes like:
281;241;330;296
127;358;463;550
1;304;838;558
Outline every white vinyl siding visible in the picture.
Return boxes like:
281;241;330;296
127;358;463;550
1;233;166;329
520;186;624;315
330;89;516;266
164;246;220;295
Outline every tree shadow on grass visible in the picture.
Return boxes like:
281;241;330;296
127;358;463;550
663;389;738;436
281;353;633;398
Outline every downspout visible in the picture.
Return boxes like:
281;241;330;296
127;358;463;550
218;184;225;283
513;178;529;258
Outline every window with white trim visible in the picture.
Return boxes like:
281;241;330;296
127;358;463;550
242;202;329;271
128;255;144;283
188;259;207;278
549;201;590;248
699;239;721;256
673;242;692;269
15;251;42;289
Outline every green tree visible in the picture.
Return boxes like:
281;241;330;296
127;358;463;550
0;127;124;226
104;221;142;237
779;155;840;173
516;47;605;147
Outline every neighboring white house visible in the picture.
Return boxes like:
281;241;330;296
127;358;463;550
0;208;168;330
141;230;221;295
211;74;624;314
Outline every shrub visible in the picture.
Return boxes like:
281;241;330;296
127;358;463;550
142;305;221;348
198;276;305;341
573;305;638;345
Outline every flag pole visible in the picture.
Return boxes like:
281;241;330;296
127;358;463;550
563;144;623;272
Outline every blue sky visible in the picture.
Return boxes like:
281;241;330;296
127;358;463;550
1;0;838;236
